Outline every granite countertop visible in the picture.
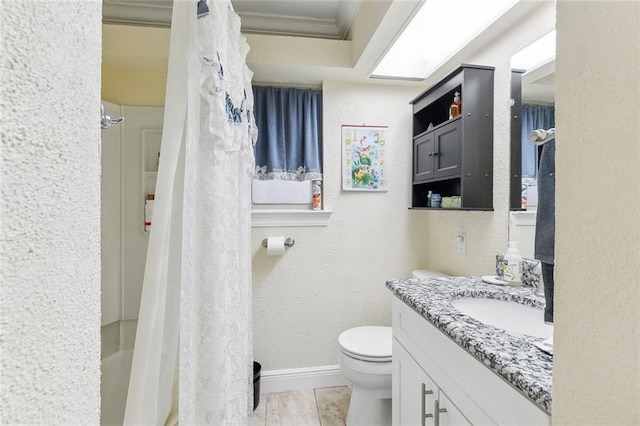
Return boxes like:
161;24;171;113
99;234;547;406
386;276;553;414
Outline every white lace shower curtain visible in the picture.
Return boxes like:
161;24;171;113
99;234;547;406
124;0;256;424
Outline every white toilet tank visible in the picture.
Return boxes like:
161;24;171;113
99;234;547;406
412;269;450;279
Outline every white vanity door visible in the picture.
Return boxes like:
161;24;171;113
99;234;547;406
439;391;472;426
393;337;437;426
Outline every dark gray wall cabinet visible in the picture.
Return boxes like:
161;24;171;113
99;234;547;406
410;64;495;210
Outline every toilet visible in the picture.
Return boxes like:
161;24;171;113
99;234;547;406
338;326;392;426
337;270;449;426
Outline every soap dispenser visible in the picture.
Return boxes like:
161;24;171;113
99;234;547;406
449;91;462;119
503;241;523;286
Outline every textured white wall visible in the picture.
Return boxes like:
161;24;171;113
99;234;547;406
250;3;558;370
553;1;640;423
0;1;102;423
423;2;556;276
251;82;428;369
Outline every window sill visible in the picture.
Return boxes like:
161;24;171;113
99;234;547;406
511;210;537;226
251;209;333;228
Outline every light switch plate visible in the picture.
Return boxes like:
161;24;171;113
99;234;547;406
456;232;467;255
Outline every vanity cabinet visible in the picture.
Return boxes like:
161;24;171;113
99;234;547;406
410;64;494;210
394;339;471;426
392;297;550;425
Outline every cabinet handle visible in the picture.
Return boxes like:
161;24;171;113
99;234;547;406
433;399;447;426
421;383;434;426
428;152;433;157
432;152;440;156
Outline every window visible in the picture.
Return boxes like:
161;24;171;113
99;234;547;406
252;86;323;209
521;103;555;208
521;104;555;179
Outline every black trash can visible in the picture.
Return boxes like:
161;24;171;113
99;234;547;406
253;361;261;411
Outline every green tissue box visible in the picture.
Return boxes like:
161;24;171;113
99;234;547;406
441;196;461;208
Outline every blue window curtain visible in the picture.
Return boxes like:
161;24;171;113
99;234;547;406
252;86;323;181
521;104;555;178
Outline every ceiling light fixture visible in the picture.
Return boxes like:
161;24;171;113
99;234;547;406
511;30;556;72
371;0;519;80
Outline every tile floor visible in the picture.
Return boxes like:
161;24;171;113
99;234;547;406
249;386;352;426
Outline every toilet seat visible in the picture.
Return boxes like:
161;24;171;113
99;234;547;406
338;326;392;363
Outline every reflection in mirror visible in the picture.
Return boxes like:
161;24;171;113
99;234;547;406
509;30;556;260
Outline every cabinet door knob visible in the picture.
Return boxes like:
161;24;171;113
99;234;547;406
432;152;440;157
428;152;433;157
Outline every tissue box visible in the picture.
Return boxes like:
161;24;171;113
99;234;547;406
441;196;461;208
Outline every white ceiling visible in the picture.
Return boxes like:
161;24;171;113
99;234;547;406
102;0;361;40
102;0;555;103
522;60;555;105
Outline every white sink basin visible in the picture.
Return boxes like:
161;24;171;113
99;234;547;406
451;298;553;339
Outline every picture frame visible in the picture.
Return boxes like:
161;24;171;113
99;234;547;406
341;125;388;192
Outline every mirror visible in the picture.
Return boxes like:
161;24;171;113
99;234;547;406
509;30;556;260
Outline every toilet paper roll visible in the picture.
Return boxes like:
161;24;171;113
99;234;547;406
266;236;286;256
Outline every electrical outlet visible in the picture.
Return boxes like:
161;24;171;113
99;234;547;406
456;232;467;255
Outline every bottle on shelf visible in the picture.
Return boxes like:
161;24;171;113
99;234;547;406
312;180;322;211
502;241;523;285
145;194;155;232
449;91;462;120
427;190;433;207
431;193;442;208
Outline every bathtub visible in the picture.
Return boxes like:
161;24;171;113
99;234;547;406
101;350;133;426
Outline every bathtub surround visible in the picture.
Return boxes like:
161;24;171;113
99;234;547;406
102;321;121;359
102;350;134;425
101;101;124;326
0;0;102;423
101;320;138;424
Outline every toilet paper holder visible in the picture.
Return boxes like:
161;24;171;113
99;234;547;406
261;237;295;248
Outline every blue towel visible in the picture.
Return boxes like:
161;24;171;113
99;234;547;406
535;139;555;324
197;0;209;18
535;139;555;264
541;263;554;323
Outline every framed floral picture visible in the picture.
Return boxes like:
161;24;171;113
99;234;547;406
341;125;388;191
